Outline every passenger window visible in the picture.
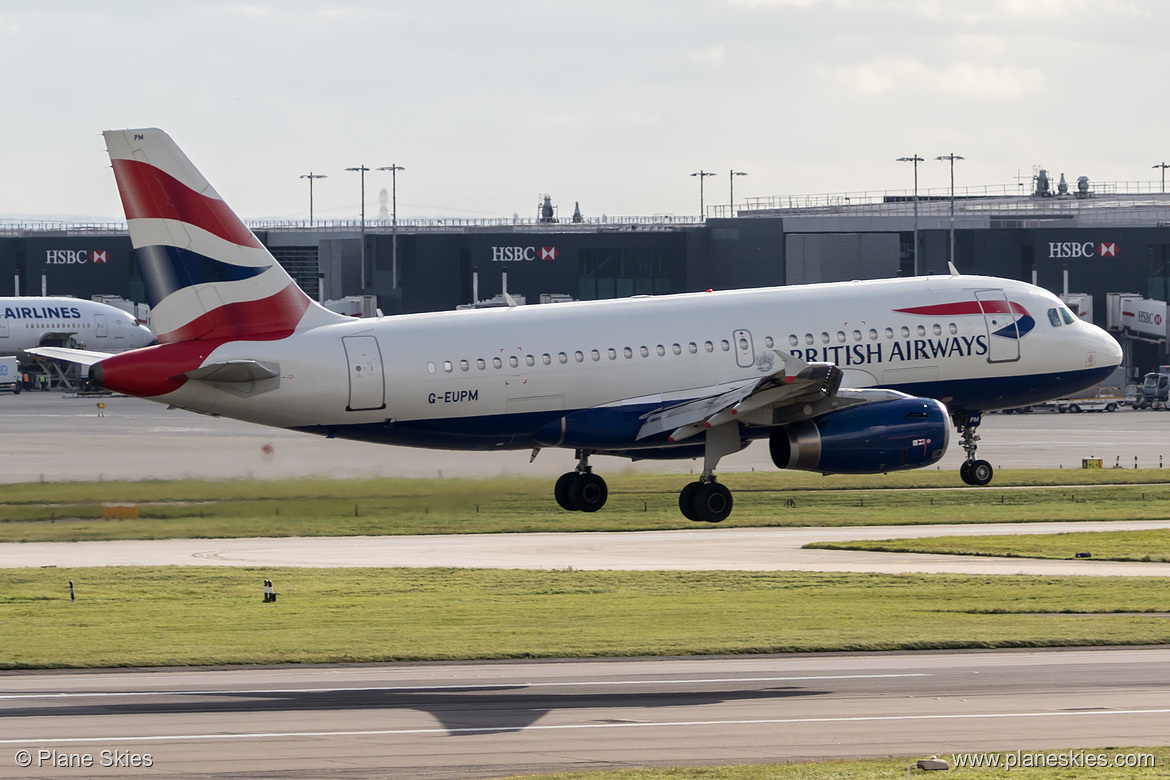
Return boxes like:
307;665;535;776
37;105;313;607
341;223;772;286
608;348;617;360
948;322;957;334
789;335;798;347
738;337;748;350
590;349;600;361
476;358;485;370
900;326;910;338
764;336;774;348
869;328;878;340
492;357;502;369
443;361;453;373
541;354;551;365
720;339;730;351
1048;308;1062;327
804;333;813;345
688;342;698;353
558;352;568;364
932;324;941;336
526;355;535;367
509;356;519;368
573;351;583;363
639;346;649;357
427;362;436;374
656;344;666;356
852;330;861;342
624;347;634;359
459;359;469;372
885;327;894;339
672;343;682;355
836;331;845;344
916;325;926;336
705;341;714;352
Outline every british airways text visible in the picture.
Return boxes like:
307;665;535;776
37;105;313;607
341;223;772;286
788;335;988;366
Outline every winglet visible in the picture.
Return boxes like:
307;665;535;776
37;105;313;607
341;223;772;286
948;261;961;276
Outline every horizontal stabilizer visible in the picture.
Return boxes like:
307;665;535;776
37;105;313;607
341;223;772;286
181;360;279;383
23;346;113;367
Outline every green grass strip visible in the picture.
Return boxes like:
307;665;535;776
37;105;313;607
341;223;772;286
501;747;1169;779
2;470;1170;542
807;529;1170;562
3;567;1170;669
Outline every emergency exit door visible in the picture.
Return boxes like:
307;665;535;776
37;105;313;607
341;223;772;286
343;335;386;411
974;288;1021;363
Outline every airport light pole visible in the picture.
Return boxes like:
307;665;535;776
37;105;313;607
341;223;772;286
345;165;370;288
299;172;327;227
691;170;716;220
936;153;964;267
896;155;924;276
729;170;747;216
1154;162;1170;193
377;165;406;289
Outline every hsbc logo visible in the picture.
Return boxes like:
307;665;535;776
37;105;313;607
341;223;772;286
491;246;559;262
45;249;109;265
1047;241;1118;259
1138;311;1163;326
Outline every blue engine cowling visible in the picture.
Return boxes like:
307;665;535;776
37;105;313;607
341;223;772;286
769;397;950;474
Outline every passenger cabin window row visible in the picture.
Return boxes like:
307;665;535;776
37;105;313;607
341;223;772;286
426;319;989;374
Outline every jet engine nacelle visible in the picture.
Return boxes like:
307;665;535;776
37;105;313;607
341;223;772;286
769;397;949;474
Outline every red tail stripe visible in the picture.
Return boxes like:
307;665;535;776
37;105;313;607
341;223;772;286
111;158;264;250
156;283;311;345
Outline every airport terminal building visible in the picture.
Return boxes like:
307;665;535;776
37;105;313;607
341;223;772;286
3;178;1168;376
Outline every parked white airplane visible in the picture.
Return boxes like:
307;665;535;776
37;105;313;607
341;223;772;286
0;296;154;358
32;129;1123;521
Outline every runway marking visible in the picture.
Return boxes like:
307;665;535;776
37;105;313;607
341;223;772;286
0;673;927;700
3;708;1170;745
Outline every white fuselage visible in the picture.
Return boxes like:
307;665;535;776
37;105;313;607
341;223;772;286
152;274;1121;453
0;297;155;357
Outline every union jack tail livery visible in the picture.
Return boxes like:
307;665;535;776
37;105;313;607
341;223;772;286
104;129;342;344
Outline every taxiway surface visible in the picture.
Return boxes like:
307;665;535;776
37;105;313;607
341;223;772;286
3;649;1168;779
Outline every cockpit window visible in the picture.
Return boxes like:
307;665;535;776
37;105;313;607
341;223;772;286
1059;307;1077;325
1047;308;1062;327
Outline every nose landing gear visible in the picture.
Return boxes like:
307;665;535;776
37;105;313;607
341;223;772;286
955;412;994;486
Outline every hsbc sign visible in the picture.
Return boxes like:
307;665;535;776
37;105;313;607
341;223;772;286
491;246;559;262
45;249;109;265
1048;241;1118;259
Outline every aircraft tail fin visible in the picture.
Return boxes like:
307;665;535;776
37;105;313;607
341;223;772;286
104;128;345;345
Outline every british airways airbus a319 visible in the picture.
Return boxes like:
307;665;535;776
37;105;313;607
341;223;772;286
32;129;1123;522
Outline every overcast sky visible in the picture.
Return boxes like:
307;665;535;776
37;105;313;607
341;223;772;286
0;1;1164;222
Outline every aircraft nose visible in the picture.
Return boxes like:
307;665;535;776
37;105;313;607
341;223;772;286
1094;325;1123;368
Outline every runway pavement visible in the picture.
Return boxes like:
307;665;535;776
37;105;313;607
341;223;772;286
2;649;1168;778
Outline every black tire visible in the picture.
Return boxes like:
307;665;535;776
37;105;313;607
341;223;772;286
691;482;733;523
678;481;702;521
1105;403;1117;413
554;472;578;511
569;472;608;512
968;459;993;486
959;460;973;485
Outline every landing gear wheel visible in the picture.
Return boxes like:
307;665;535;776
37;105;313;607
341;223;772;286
678;481;702;521
555;472;579;511
690;481;733;523
967;459;993;486
959;460;971;484
569;472;608;512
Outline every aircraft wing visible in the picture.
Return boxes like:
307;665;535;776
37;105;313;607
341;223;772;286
23;346;112;367
636;351;844;443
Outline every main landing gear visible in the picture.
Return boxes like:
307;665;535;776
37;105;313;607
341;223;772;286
554;426;742;523
555;450;609;512
955;412;994;486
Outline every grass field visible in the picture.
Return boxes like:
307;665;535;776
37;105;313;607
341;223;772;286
503;753;1170;780
807;528;1170;562
3;567;1169;669
502;748;1169;779
2;469;1169;542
